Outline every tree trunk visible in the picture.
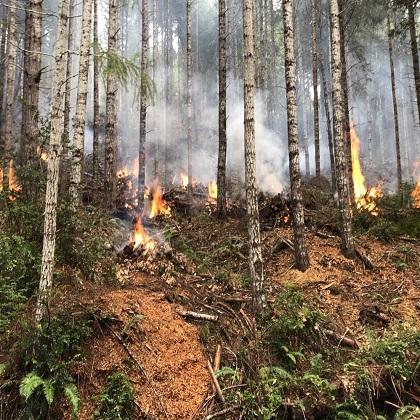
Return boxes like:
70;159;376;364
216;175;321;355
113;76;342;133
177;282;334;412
243;0;265;313
387;14;403;205
152;0;159;179
311;0;320;180
36;0;69;324
104;0;119;210
0;13;7;123
217;0;227;217
408;2;419;124
330;0;355;259
137;0;149;210
283;0;309;272
2;0;17;191
163;0;169;187
319;58;336;191
69;0;93;211
186;0;193;195
337;0;353;203
92;0;100;189
21;0;42;164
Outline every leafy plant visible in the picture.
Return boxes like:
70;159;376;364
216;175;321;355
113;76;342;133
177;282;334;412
95;372;135;420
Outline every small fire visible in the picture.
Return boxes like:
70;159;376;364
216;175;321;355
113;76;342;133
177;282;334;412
181;173;188;189
8;160;22;201
0;166;3;192
411;161;420;208
131;217;157;254
149;182;171;218
117;167;129;178
208;180;218;201
350;124;382;215
36;145;48;161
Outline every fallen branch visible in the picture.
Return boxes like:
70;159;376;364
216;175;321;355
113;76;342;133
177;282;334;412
205;405;239;419
315;231;337;239
179;310;219;322
355;248;375;270
207;360;225;403
324;329;359;349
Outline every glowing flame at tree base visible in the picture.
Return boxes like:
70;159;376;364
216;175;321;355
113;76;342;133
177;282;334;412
130;217;157;255
208;180;218;202
411;161;420;208
350;123;383;215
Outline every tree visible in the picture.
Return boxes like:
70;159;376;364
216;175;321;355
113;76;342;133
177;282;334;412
69;0;93;211
2;0;17;191
36;0;70;323
311;0;320;180
137;0;149;210
243;0;265;313
407;1;419;124
283;0;309;272
186;0;193;195
216;0;227;217
0;11;7;122
104;0;119;210
387;13;403;204
330;0;355;259
92;0;100;188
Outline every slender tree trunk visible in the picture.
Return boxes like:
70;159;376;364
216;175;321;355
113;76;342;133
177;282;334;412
163;0;169;187
2;0;17;191
217;0;227;217
104;0;119;210
152;0;159;179
407;2;419;124
311;0;320;179
186;0;193;195
330;0;355;259
0;13;7;122
337;0;353;203
62;0;74;192
243;0;265;313
92;0;100;189
36;0;69;324
69;0;93;211
137;0;149;210
367;95;373;168
387;15;403;204
283;0;309;272
21;0;42;164
319;58;336;191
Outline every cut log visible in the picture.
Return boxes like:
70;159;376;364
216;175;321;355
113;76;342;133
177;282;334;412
324;329;359;349
355;248;375;270
178;310;219;322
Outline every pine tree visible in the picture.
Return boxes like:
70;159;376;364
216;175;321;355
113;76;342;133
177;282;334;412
186;0;193;195
36;0;70;323
217;0;227;218
311;0;320;180
243;0;265;313
92;0;100;189
69;0;93;211
330;0;355;259
283;0;309;272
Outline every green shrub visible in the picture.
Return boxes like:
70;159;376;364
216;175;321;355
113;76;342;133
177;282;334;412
95;372;135;420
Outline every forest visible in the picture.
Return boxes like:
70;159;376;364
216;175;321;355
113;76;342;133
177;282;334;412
0;0;419;418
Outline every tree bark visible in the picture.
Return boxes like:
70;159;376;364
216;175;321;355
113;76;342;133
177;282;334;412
338;0;353;203
243;0;265;313
283;0;309;272
0;13;7;123
2;0;17;191
36;0;70;324
217;0;227;217
407;2;419;124
69;0;93;211
319;58;336;191
387;14;403;205
92;0;100;189
137;0;149;210
330;0;355;259
104;0;119;210
311;0;320;180
152;0;159;179
186;0;193;195
21;0;42;164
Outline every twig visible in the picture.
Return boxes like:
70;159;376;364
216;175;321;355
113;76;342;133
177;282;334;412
207;360;225;403
355;248;375;270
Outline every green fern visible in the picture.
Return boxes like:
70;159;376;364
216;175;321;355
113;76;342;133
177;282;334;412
64;383;80;419
19;372;45;401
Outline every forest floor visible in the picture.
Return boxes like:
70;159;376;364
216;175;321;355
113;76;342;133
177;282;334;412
57;203;419;419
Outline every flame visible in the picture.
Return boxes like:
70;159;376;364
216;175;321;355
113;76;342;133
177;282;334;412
7;160;22;200
0;166;3;192
36;145;48;161
149;182;171;218
350;124;382;215
131;217;157;254
411;161;420;208
117;167;129;178
181;173;188;188
208;180;218;201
